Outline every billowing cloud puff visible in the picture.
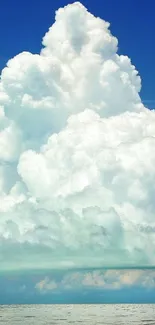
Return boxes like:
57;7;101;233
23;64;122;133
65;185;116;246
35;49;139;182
0;2;155;270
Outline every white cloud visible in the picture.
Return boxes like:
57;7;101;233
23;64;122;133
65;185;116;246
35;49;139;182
0;2;155;270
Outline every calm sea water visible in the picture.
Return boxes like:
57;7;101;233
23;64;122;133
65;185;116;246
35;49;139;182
0;304;154;324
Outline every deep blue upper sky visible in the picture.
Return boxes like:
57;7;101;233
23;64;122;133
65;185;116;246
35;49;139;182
0;0;154;108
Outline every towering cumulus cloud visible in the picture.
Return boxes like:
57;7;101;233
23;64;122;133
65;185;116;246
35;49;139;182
0;2;155;270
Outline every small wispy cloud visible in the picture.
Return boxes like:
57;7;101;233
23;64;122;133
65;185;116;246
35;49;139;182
35;277;58;292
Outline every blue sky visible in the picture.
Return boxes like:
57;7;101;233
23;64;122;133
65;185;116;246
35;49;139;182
0;0;155;107
0;0;155;304
1;268;155;304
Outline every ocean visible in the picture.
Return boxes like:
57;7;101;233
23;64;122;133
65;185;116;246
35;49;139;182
0;304;154;324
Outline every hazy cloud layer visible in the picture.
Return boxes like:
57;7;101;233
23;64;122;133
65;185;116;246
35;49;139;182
0;2;155;270
35;269;155;292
